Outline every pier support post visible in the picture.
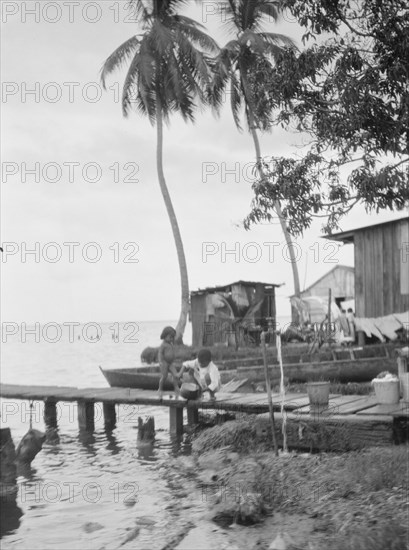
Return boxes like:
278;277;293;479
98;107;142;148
103;403;116;430
169;406;183;437
78;400;95;431
187;405;199;426
44;399;58;428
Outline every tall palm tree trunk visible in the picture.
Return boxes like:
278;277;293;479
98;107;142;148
250;123;301;298
156;100;190;343
240;67;300;301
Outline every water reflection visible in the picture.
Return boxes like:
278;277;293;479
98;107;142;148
169;435;184;456
16;462;38;480
137;442;155;461
104;428;123;455
45;427;60;446
77;429;97;454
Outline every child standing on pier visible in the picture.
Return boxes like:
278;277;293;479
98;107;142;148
158;326;180;400
180;348;221;400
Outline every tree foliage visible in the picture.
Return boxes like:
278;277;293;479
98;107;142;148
101;0;218;341
245;0;409;236
101;0;218;122
208;0;294;131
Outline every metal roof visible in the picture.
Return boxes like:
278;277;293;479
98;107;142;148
322;216;409;243
191;280;282;295
290;265;354;297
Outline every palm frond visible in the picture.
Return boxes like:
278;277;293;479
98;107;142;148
175;17;220;53
100;36;140;89
104;0;217;125
149;19;174;56
230;72;243;130
240;0;260;31
122;53;141;117
176;32;212;87
126;0;151;21
259;31;296;49
257;1;280;25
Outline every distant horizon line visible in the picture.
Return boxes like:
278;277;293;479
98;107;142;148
2;316;293;325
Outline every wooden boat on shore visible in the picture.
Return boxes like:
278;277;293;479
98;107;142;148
100;344;399;389
99;366;175;391
99;366;247;392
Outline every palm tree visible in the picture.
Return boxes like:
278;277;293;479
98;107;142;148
209;0;301;300
101;0;218;343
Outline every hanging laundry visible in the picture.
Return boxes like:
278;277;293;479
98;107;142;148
231;284;249;308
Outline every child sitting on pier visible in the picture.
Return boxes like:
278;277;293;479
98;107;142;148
158;326;180;400
180;348;221;400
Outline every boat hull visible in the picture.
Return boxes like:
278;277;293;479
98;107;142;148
99;367;174;391
227;356;397;384
100;352;397;390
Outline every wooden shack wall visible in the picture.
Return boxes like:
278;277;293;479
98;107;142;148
191;294;206;348
301;267;354;301
191;284;278;347
354;219;409;317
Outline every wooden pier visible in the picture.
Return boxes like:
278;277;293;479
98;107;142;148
1;383;408;443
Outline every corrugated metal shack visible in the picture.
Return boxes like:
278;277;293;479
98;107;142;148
324;217;409;317
190;280;280;348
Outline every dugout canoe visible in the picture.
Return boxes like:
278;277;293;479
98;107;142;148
99;366;175;391
99;349;398;390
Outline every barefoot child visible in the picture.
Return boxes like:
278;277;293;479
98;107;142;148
180;348;221;400
158;326;180;399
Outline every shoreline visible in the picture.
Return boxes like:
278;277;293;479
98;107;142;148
161;418;409;550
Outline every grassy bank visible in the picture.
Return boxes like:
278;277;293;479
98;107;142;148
187;420;408;549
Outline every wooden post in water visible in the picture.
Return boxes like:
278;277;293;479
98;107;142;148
169;405;184;437
103;403;116;430
261;330;279;457
187;405;199;426
77;400;95;431
43;398;58;428
327;288;332;343
137;416;155;443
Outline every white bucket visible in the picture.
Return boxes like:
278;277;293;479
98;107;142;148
373;379;400;404
400;373;409;402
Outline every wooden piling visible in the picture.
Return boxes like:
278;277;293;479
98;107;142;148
0;384;407;449
77;400;95;431
187;405;199;426
103;403;116;430
43;398;58;428
357;331;366;346
169;406;184;436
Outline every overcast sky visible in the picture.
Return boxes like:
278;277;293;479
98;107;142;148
1;0;405;325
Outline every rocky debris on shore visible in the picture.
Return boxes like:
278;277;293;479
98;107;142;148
165;417;409;550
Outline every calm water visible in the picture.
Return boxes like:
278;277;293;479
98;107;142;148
0;321;201;550
1;318;292;548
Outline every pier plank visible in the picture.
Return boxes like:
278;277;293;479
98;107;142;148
357;402;409;417
326;395;378;414
294;394;374;415
0;384;80;401
1;384;407;445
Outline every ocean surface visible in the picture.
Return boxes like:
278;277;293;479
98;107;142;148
0;318;289;549
1;321;199;549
